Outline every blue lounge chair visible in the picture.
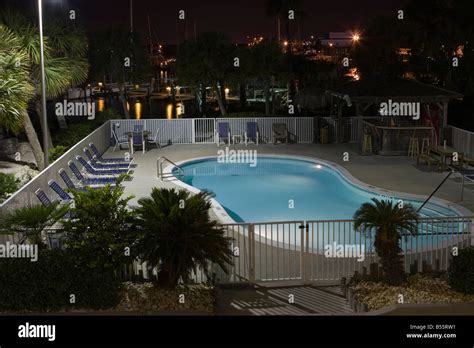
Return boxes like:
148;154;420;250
76;156;129;176
245;122;259;146
131;131;146;154
89;143;131;163
35;189;52;206
83;148;130;169
68;161;117;186
59;168;89;192
35;188;73;219
216;122;231;146
48;180;72;201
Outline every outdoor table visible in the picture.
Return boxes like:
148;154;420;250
428;145;464;171
126;131;151;153
232;135;243;145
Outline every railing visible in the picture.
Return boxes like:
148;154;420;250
220;216;473;285
449;125;474;158
33;216;473;285
111;117;316;145
157;156;184;181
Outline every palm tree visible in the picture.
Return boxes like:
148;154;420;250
0;201;69;248
0;9;89;161
0;24;44;169
353;198;419;285
265;0;301;43
176;32;234;116
247;40;285;115
134;188;233;288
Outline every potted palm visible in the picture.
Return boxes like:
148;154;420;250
353;198;419;285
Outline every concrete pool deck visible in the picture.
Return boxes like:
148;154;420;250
107;143;474;217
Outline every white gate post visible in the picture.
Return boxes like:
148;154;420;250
248;224;255;283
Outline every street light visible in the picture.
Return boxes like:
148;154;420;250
37;0;49;168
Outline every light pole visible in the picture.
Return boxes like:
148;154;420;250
38;0;49;167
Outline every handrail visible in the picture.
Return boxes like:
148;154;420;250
417;170;454;213
157;156;185;181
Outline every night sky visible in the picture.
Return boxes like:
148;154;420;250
1;0;410;43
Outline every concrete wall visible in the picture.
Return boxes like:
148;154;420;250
0;121;111;214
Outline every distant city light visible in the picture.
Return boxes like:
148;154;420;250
224;88;230;94
283;41;288;46
352;34;360;42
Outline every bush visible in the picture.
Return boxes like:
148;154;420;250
0;248;122;312
448;247;474;294
63;179;135;270
0;173;20;203
48;145;68;162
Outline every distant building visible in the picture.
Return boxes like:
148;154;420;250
320;31;356;57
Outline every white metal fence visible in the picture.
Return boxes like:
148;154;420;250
449;125;474;158
44;216;473;285
110;117;315;145
214;216;473;285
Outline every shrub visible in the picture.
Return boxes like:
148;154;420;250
48;145;67;162
0;248;122;312
0;173;20;202
448;247;474;294
0;202;69;247
62;178;136;270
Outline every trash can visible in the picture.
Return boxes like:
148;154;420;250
320;127;329;144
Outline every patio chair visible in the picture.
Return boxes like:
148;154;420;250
112;129;129;152
147;128;161;149
245;122;259;146
48;180;72;201
131;131;146;154
83;148;130;169
89;143;132;163
216;122;231;146
272;123;288;144
68;161;117;186
76;156;129;176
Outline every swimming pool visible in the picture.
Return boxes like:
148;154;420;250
172;156;463;223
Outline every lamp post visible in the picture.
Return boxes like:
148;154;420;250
38;0;49;167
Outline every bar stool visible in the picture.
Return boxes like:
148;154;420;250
421;138;430;154
408;138;419;157
362;134;372;154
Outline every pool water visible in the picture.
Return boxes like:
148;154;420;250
174;157;459;223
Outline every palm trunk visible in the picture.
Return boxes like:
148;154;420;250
239;83;247;108
264;80;271;116
35;100;53;150
23;110;45;171
215;84;227;116
201;84;207;116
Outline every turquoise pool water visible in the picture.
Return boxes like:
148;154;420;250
174;157;460;223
